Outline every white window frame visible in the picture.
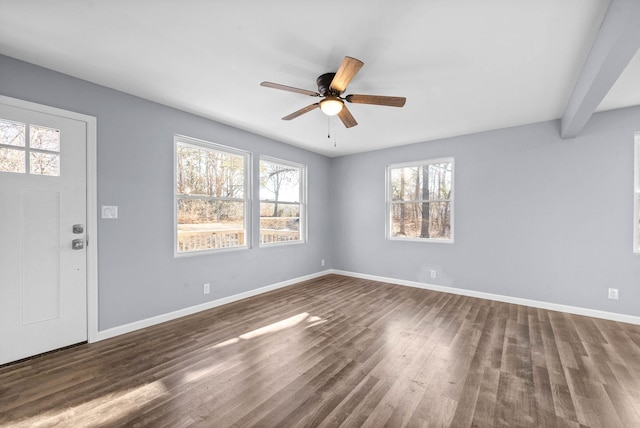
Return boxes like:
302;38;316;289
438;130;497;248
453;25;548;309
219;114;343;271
634;132;640;253
174;134;251;256
386;157;454;243
259;156;307;247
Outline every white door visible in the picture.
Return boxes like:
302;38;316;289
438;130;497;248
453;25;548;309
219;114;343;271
0;102;87;365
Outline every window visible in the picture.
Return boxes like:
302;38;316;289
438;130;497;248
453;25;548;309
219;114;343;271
387;158;453;242
0;118;60;176
175;135;250;255
259;157;306;245
635;133;640;253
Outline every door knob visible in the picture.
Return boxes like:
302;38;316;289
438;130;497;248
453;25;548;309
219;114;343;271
72;239;84;250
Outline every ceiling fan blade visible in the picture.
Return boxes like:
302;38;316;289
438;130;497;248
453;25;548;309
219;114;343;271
329;56;364;94
345;94;406;107
261;81;320;97
282;103;320;120
337;105;358;128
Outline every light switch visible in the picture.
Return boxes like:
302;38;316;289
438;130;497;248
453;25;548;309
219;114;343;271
101;205;118;219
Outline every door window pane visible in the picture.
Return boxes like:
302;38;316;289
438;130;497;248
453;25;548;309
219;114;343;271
30;125;60;152
0;119;25;147
0;147;25;173
1;120;62;176
30;152;60;176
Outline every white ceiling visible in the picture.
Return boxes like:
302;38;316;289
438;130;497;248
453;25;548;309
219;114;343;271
1;0;639;157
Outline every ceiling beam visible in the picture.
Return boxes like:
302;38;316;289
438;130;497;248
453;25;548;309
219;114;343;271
560;0;640;138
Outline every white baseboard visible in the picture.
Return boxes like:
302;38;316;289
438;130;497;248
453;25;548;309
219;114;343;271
94;270;331;342
94;267;640;343
330;269;640;325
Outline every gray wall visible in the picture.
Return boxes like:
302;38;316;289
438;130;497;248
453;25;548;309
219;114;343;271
331;107;640;316
3;53;640;329
0;55;332;330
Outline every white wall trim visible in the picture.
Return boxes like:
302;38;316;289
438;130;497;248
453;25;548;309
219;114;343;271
331;269;640;325
95;266;640;343
95;270;331;342
634;132;640;254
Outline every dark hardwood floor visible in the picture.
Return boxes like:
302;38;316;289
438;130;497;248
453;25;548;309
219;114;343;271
2;274;640;427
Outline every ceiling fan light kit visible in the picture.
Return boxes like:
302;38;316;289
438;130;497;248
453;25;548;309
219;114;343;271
319;96;343;116
261;56;406;129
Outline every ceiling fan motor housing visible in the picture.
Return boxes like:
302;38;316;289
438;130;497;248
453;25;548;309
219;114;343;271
317;73;338;96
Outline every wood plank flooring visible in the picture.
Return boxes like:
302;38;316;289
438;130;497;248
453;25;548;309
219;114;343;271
2;274;640;427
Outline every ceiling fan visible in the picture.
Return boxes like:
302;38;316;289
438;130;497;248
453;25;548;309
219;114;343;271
260;56;406;128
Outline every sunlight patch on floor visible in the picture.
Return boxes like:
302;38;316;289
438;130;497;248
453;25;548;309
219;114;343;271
210;337;241;350
8;380;169;428
207;312;327;352
239;312;310;340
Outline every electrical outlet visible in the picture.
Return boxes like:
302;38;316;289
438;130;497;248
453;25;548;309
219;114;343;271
321;259;325;267
608;288;619;300
430;270;437;279
203;283;210;295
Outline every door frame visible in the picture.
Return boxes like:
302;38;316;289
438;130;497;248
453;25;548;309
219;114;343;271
0;95;99;343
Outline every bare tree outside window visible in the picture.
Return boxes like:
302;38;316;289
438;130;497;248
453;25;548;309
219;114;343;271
259;158;305;245
388;159;453;241
0;119;60;176
175;137;248;254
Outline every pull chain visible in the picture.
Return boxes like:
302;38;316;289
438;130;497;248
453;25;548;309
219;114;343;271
327;117;337;148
